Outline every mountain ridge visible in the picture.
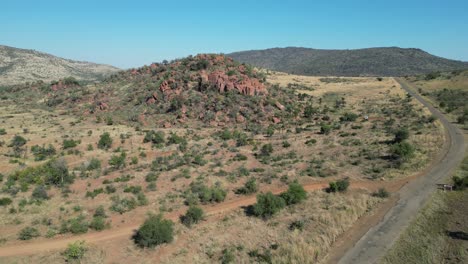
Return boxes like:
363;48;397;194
228;47;468;76
0;45;120;86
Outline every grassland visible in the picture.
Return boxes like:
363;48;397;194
382;70;468;264
0;72;445;263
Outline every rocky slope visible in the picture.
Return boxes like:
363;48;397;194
228;47;468;77
3;54;298;128
0;45;120;86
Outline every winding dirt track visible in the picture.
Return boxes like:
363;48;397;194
334;78;466;264
0;179;399;258
0;78;463;262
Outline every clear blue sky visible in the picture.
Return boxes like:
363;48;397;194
1;0;467;68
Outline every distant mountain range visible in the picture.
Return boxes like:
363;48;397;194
0;45;120;86
228;47;468;77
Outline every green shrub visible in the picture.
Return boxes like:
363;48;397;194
280;182;307;205
98;132;112;150
220;248;236;264
328;178;350;193
252;192;286;218
393;128;409;143
0;197;13;206
133;214;174;248
391;141;415;161
0;128;6;135
110;195;137;214
62;139;79;149
452;175;468;190
145;172;159;182
94;205;107;218
320;124;332;135
143;130;165;145
9;135;27;148
235;178;258;195
69;215;89;234
109;152;126;169
289;220;305;231
63;241;87;261
31;185;49;200
18;226;40;240
340;112;358;122
31;144;56;161
181;206;204;227
372;188;390;198
87;158;101;171
89;216;108;231
259;144;273;157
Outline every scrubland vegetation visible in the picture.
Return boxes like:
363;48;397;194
0;58;446;263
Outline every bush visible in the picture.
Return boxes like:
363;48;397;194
280;182;307;205
63;241;87;261
393;128;409;143
110;195;137;214
372;188;390;198
89;216;107;231
143;130;165;145
31;185;49;200
9;135;27;148
289;220;305;231
236;178;258;195
62;139;79;149
328;178;350;193
133;214;174;248
181;206;204;227
109;152;126;169
220;248;236;264
453;175;468;190
98;132;112;150
391;141;415;161
252;192;286;218
320;124;332;135
340;112;358;122
187;182;227;204
69;215;89;234
259;144;273;157
18;226;40;240
94;205;107;218
145;172;159;182
87;158;101;171
0;197;13;206
31;144;56;161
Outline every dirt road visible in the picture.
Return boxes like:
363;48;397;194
336;78;465;264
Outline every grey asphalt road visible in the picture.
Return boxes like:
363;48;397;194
337;78;466;264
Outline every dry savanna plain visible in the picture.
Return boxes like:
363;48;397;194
0;69;445;263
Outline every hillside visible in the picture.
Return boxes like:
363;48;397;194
228;47;468;77
0;45;120;86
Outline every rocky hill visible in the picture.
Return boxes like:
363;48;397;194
3;54;299;128
0;45;120;86
228;47;468;77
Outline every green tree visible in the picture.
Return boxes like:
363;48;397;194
391;141;415;161
252;192;286;218
133;214;174;248
98;132;112;150
280;182;307;205
181;206;204;227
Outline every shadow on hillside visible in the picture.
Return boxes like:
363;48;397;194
446;230;468;241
